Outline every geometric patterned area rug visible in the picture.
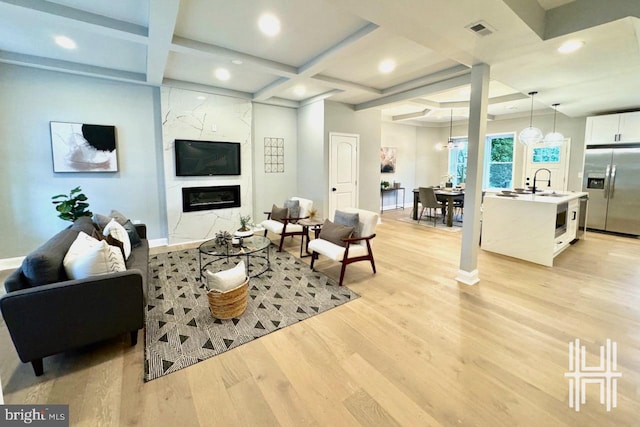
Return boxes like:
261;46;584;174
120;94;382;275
144;246;359;381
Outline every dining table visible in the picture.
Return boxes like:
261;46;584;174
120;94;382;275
412;188;464;227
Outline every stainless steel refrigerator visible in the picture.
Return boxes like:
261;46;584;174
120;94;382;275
583;145;640;235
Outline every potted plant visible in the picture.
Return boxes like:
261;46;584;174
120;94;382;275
51;186;92;222
236;214;254;237
381;180;390;191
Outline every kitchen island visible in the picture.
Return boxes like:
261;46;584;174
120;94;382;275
481;191;588;266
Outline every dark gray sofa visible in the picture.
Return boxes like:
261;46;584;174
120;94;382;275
0;217;148;376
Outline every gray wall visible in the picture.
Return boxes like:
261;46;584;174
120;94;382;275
253;103;298;219
0;64;165;258
297;100;325;214
324;101;381;214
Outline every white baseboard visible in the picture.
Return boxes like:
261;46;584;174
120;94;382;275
456;269;480;285
0;256;24;271
149;238;168;248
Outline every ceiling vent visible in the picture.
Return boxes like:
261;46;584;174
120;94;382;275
466;21;495;37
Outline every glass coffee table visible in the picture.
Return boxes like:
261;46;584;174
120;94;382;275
199;235;271;279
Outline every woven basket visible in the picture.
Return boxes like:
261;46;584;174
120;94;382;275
207;278;249;319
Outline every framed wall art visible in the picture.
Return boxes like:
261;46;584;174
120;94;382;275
50;121;118;172
380;147;397;173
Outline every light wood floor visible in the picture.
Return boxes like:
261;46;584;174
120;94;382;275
1;209;639;426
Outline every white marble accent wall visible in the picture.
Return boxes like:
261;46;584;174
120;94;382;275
161;87;253;245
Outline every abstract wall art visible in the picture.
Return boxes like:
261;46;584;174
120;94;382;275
50;121;118;172
380;146;397;173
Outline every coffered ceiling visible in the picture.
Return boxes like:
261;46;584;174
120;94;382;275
0;0;638;125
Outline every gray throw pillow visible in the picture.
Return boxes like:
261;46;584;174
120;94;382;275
334;210;360;238
109;209;129;226
270;204;289;223
21;228;80;287
123;220;143;247
93;213;112;230
318;219;354;247
283;199;300;221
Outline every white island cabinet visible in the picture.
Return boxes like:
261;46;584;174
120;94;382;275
481;192;588;266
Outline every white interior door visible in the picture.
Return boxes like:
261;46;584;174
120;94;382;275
522;138;571;191
329;132;359;217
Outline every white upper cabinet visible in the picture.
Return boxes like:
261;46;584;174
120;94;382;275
585;112;640;144
618;112;640;142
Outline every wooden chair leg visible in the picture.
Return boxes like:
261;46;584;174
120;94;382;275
338;261;348;286
31;358;44;376
278;234;286;252
366;241;376;273
417;207;426;223
310;252;317;269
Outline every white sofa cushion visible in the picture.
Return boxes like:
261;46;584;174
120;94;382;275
103;218;132;259
260;219;303;235
308;238;368;261
63;231;126;279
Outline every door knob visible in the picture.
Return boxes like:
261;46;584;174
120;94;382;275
332;187;337;192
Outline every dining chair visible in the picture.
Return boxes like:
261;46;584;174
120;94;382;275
417;187;444;227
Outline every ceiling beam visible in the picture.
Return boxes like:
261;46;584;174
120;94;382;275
171;36;297;78
162;78;252;100
381;64;470;95
545;0;640;39
0;50;146;83
146;0;180;85
392;109;431;121
300;90;345;107
0;0;148;43
310;75;381;94
355;74;471;111
253;23;380;101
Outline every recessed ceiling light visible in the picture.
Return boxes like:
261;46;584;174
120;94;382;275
214;68;230;81
231;59;243;65
505;105;517;110
294;86;306;97
378;59;396;74
258;13;280;37
558;40;584;54
54;35;76;49
197;95;206;100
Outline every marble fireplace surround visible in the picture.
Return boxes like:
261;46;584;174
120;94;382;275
161;87;253;245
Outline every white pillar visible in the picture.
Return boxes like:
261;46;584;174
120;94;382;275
456;63;490;285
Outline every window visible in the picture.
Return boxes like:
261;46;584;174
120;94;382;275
448;133;515;189
532;146;560;163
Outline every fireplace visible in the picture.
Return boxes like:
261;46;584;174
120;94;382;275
182;185;241;212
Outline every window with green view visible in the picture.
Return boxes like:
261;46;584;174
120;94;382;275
447;133;515;189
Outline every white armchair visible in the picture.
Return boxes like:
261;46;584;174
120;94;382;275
261;197;313;252
308;208;378;286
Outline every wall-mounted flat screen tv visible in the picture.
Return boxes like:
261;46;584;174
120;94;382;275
175;140;241;176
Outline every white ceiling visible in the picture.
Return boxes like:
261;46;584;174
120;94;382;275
0;0;638;126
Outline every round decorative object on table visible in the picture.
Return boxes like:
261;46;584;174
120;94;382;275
234;229;254;238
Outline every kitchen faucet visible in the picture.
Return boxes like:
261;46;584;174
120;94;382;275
532;168;551;194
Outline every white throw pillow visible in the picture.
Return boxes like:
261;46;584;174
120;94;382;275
206;261;247;292
103;218;131;260
63;231;126;279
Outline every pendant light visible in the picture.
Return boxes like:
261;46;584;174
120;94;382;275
436;109;462;150
543;103;564;144
519;91;543;146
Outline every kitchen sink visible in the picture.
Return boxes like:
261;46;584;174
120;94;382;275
536;193;566;197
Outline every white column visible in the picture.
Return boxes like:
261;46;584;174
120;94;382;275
456;63;490;285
